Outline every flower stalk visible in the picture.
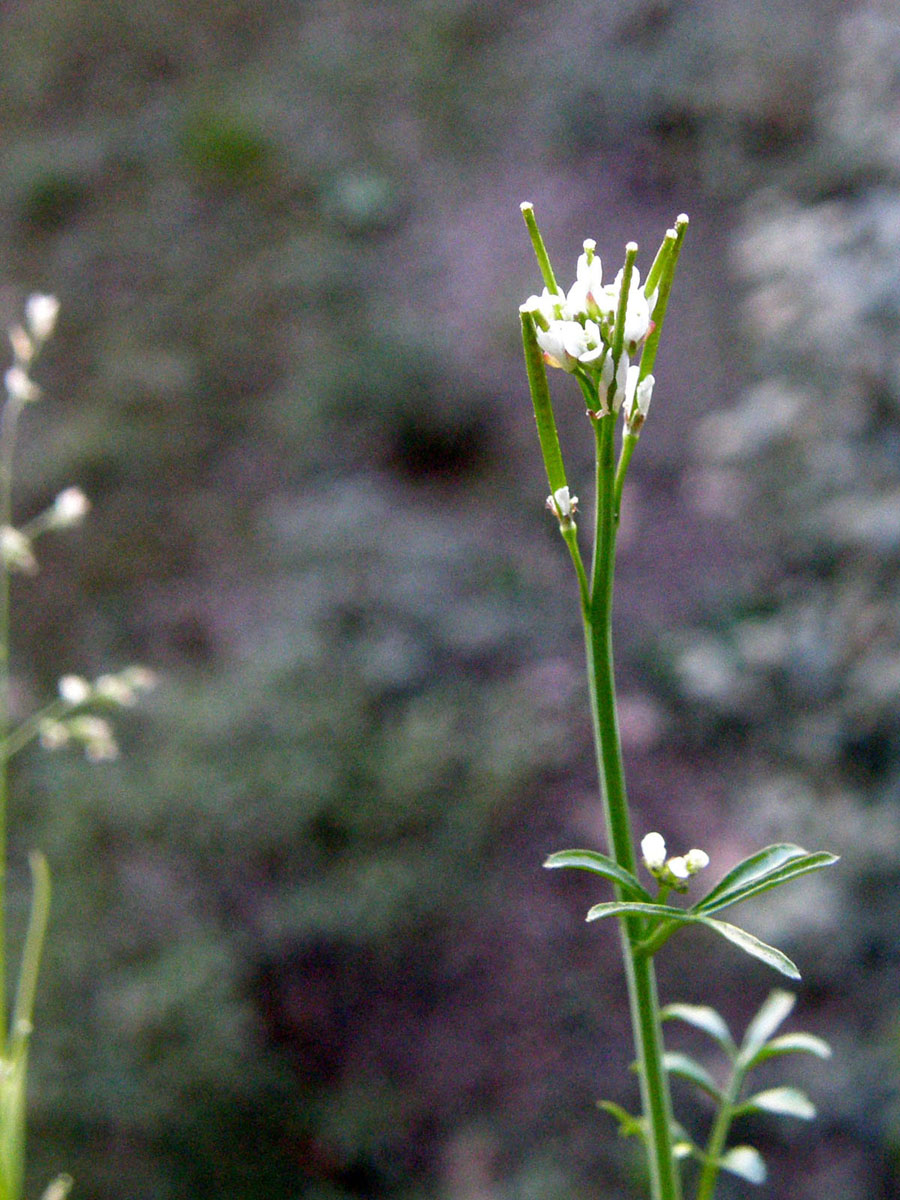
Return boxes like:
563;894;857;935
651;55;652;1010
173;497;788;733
520;206;836;1200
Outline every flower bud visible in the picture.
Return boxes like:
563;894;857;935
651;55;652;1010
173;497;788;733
641;831;667;872
25;294;59;342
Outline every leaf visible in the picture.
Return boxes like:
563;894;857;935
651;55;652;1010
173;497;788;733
737;1086;816;1120
747;1031;832;1068
695;919;801;980
719;1145;767;1185
661;1003;735;1055
544;849;652;901
586;900;693;923
662;1051;722;1101
693;844;838;917
739;990;796;1063
585;904;801;978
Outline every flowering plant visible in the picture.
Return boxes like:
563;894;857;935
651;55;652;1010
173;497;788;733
0;295;154;1200
518;205;837;1200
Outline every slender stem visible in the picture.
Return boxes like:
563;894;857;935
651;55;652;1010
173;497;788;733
584;412;681;1200
0;393;24;1050
695;1064;744;1200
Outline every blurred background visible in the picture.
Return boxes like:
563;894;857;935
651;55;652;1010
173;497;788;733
0;0;898;1196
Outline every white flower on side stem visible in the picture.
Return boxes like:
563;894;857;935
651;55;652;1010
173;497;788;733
25;294;59;343
535;319;604;372
546;485;578;523
600;350;629;413
666;855;690;881
684;848;710;873
566;239;605;319
641;831;667;873
39;719;70;750
623;369;655;434
58;675;91;706
601;267;654;347
0;526;37;574
4;366;39;404
68;715;118;762
50;486;91;529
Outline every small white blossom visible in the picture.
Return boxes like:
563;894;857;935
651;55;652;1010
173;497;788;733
68;715;118;762
50;486;90;529
536;319;604;372
8;325;33;366
94;673;138;706
666;855;690;880
58;675;91;705
623;369;656;432
600;350;630;412
684;848;710;873
641;831;667;872
120;665;157;692
39;719;69;750
0;526;37;574
520;287;568;328
566;239;605;318
4;366;39;404
601;267;654;346
25;294;59;342
546;485;578;522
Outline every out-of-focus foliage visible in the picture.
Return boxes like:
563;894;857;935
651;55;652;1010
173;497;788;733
0;1;896;1199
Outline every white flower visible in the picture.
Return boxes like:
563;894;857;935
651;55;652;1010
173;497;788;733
601;267;654;346
39;719;70;750
8;325;33;366
0;526;37;574
546;485;578;521
58;675;91;705
600;350;630;412
4;366;39;404
536;319;604;372
666;856;690;880
566;239;604;318
94;673;137;706
25;294;59;342
68;715;118;762
623;369;655;432
641;831;667;872
51;486;90;529
520;287;568;327
684;848;710;873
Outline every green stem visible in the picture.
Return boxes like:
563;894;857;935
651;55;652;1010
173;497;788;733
0;393;24;1050
695;1063;744;1200
585;414;681;1200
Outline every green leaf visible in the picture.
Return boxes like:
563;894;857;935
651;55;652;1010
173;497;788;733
696;919;800;980
544;849;652;901
693;844;838;917
747;1031;832;1067
739;990;796;1063
719;1145;767;1185
737;1086;816;1120
662;1051;722;1101
585;903;801;978
661;1003;735;1055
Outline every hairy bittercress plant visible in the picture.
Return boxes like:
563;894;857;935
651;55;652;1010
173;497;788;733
518;205;837;1200
1;296;154;1200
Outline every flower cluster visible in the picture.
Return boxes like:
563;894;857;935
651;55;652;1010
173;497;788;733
641;831;709;892
519;237;657;419
2;296;91;576
39;667;157;762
